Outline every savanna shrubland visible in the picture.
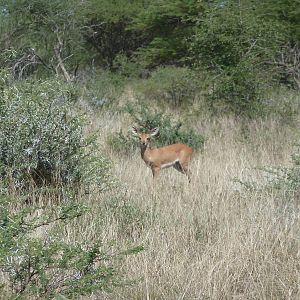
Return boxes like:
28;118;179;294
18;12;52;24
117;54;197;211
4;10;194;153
1;69;300;299
97;111;300;299
1;75;300;299
107;103;205;155
1;0;300;298
0;73;112;193
0;74;142;299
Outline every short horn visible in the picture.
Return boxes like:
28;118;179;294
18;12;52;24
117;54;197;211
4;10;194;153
150;127;159;136
131;126;139;136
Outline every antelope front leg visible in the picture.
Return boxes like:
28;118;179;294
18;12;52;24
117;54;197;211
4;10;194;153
151;167;160;180
185;169;192;183
182;163;192;183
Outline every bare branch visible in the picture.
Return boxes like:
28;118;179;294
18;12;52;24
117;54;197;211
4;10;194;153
272;44;300;89
53;29;72;82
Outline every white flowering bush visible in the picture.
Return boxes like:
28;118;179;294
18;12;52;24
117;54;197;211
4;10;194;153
0;73;142;299
0;75;111;192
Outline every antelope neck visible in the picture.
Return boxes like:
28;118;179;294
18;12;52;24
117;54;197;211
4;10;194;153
140;144;151;158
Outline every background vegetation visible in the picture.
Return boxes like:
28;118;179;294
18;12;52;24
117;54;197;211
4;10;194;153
0;0;299;299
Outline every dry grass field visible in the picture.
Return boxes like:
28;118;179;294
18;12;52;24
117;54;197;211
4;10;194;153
61;110;300;299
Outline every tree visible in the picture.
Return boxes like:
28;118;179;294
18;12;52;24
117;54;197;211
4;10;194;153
253;0;300;88
189;0;285;116
0;0;86;80
254;0;300;44
82;0;149;69
131;0;206;66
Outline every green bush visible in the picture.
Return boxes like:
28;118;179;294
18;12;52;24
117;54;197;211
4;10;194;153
0;76;112;193
107;130;137;155
260;144;300;192
82;70;126;108
189;1;283;117
208;62;266;117
112;54;146;79
0;196;143;299
136;66;202;107
236;142;300;199
107;104;205;154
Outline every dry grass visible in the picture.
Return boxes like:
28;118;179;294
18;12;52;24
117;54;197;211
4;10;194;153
2;84;299;299
62;111;300;299
3;107;298;299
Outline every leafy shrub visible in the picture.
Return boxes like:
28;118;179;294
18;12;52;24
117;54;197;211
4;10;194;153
107;104;205;154
112;54;146;79
208;61;266;118
237;142;300;199
130;0;200;66
107;130;137;155
273;44;300;90
189;1;283;117
83;0;146;69
82;70;126;108
0;196;143;299
190;1;282;71
0;76;112;193
261;144;300;192
136;66;202;107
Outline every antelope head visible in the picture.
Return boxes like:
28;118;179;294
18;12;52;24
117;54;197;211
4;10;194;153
131;126;159;148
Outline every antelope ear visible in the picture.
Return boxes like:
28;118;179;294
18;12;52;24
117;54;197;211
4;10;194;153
131;126;139;136
150;127;159;136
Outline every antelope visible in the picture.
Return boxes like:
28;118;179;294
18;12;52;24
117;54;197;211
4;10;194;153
132;126;193;182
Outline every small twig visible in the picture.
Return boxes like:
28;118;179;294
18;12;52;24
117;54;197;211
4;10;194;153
53;29;72;82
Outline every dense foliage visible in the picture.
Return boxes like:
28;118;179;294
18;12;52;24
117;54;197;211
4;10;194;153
0;71;142;298
108;104;205;154
135;66;202;107
0;73;112;193
1;0;299;115
0;1;299;298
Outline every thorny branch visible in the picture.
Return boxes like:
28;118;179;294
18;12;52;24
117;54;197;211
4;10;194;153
273;44;300;89
54;28;72;82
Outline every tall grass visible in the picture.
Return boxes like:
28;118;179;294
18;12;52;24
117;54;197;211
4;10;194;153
2;81;299;298
71;110;299;299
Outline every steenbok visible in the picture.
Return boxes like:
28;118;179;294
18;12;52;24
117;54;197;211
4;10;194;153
132;126;193;182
